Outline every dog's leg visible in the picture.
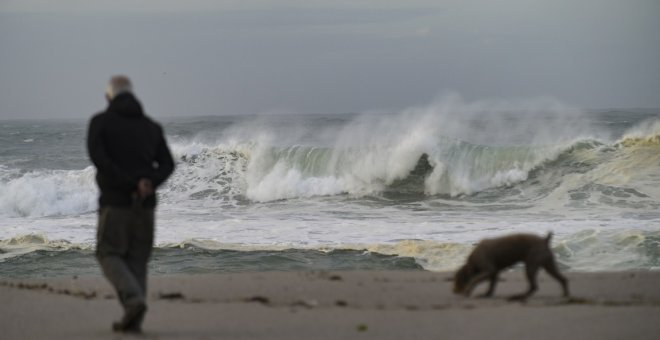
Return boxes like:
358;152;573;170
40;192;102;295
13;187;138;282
508;264;538;301
477;273;498;298
543;258;570;297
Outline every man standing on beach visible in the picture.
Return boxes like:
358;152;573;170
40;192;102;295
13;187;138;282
87;75;175;333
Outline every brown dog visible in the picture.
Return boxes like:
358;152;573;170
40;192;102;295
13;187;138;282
453;232;569;300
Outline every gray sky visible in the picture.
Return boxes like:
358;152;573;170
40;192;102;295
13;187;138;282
1;0;659;118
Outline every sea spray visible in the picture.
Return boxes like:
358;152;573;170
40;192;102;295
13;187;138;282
2;112;658;211
617;118;660;147
118;99;660;204
1;103;658;276
238;96;600;200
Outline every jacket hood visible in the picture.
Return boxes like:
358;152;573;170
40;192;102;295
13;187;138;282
107;92;144;118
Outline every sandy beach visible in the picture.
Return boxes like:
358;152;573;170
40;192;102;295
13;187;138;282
2;1;660;339
1;270;659;339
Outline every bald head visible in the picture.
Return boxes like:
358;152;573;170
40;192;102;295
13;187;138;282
105;75;133;101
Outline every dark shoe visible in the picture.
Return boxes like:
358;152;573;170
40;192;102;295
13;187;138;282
112;303;146;333
112;321;142;334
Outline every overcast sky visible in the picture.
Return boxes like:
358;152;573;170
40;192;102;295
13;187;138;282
0;0;658;118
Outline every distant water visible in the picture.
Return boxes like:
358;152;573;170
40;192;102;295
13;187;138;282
1;99;659;277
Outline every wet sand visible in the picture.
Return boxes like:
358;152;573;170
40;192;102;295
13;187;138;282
1;271;659;339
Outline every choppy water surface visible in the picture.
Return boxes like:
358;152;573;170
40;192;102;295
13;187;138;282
1;98;659;277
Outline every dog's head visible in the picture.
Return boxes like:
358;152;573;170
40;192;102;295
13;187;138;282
453;264;473;294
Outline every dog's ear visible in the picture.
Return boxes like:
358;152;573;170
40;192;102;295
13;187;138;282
545;232;553;244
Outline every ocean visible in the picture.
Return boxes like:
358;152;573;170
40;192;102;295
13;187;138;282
1;98;659;278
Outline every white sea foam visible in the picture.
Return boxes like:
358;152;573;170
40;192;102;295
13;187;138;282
3;228;657;272
0;167;97;217
0;100;658;273
554;229;660;271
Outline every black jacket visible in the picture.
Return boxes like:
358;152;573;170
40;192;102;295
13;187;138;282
87;92;175;208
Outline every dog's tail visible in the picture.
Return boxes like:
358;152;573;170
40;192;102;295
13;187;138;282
545;232;554;244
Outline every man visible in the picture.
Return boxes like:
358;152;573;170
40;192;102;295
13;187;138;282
87;75;175;333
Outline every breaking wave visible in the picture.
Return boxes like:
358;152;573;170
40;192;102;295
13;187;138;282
0;166;97;217
1;108;658;217
616;118;660;147
165;129;658;204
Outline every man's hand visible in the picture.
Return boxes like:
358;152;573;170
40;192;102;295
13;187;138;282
137;178;154;199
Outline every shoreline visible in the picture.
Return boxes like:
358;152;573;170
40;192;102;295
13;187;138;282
2;271;660;339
